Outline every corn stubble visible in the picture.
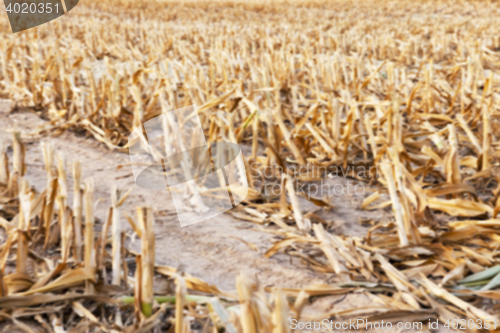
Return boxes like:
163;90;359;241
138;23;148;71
1;0;500;331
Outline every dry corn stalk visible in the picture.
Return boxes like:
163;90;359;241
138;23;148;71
12;131;25;177
110;185;132;285
111;185;121;286
138;207;155;318
284;175;309;232
236;273;258;333
57;153;70;262
84;178;95;294
175;275;187;333
0;137;8;184
72;161;83;262
16;179;30;276
41;142;57;248
271;289;290;333
0;0;500;330
380;162;409;246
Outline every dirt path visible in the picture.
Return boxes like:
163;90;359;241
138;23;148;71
0;102;390;293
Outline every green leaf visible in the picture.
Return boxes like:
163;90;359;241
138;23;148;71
208;298;237;333
481;272;500;291
121;294;214;305
458;266;500;284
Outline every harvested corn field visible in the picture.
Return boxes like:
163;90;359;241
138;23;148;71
1;0;500;331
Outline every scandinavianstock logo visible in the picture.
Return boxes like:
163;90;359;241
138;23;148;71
3;0;79;33
128;105;249;227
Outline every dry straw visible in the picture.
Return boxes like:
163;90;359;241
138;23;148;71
0;0;499;330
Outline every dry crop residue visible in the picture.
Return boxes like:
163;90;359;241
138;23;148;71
0;0;500;332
